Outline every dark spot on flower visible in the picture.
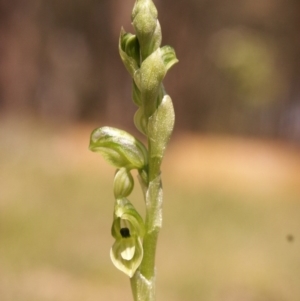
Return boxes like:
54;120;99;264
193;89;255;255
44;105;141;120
120;227;130;238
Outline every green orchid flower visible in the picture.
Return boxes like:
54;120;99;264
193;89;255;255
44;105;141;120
89;126;148;170
110;198;145;278
119;28;140;78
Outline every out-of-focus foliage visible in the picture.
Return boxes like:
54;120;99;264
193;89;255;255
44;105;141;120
0;0;300;141
210;29;283;107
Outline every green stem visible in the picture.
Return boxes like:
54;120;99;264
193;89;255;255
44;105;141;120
130;140;163;301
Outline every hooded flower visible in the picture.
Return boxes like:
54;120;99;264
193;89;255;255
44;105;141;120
110;198;145;278
89;126;148;170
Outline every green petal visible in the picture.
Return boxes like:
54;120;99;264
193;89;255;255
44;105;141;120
111;217;122;239
89;127;148;170
112;198;145;238
160;45;179;72
119;28;140;77
110;236;143;278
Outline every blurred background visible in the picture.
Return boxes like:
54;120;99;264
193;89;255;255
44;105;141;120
0;0;300;300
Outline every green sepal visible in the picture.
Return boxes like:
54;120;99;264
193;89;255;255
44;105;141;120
114;168;134;199
110;198;145;278
119;28;140;77
161;45;179;72
148;94;175;160
134;48;166;117
89;127;148;170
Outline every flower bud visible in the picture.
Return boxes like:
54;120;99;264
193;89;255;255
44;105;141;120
89;127;148;170
114;168;134;198
119;28;140;77
132;0;161;60
132;0;158;22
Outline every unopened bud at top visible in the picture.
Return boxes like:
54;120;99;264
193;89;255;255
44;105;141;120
131;0;161;60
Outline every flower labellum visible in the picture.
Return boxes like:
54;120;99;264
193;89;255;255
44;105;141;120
110;198;145;278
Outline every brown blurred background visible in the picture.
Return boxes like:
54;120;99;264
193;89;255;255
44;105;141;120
1;1;300;301
1;0;300;140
